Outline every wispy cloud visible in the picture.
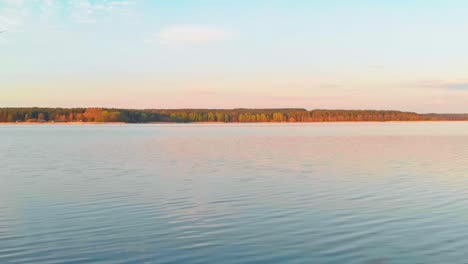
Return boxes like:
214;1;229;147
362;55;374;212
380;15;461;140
39;0;58;21
415;80;468;91
70;0;132;24
147;25;232;45
0;0;28;32
0;0;136;34
446;83;468;91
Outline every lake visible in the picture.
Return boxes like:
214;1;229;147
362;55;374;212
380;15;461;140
1;122;468;263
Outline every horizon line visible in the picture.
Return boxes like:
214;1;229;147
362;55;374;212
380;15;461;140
1;106;467;115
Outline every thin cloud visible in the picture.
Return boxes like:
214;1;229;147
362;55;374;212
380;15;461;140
70;0;133;24
149;25;231;45
446;83;468;91
0;0;28;33
0;0;135;33
415;80;468;91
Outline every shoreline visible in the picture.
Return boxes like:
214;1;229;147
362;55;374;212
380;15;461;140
2;120;468;125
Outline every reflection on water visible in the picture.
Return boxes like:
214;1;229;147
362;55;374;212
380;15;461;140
1;123;468;263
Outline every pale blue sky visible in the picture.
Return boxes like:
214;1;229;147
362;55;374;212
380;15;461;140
1;0;468;112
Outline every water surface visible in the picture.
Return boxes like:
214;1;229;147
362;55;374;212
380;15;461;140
1;122;468;263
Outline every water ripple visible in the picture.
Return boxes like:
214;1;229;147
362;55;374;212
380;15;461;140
1;123;468;263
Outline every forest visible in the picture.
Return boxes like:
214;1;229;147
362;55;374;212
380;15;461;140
0;108;466;123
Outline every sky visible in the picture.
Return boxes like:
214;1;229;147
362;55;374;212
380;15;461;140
1;0;468;113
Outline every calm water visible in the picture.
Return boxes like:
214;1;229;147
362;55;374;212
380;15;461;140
1;122;468;264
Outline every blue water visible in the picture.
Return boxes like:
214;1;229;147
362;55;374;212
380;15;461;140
1;123;468;263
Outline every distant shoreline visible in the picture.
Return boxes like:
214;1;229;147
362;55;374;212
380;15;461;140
1;108;468;123
2;120;468;125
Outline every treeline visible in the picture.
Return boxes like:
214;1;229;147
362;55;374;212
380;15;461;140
0;108;465;123
422;114;468;121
